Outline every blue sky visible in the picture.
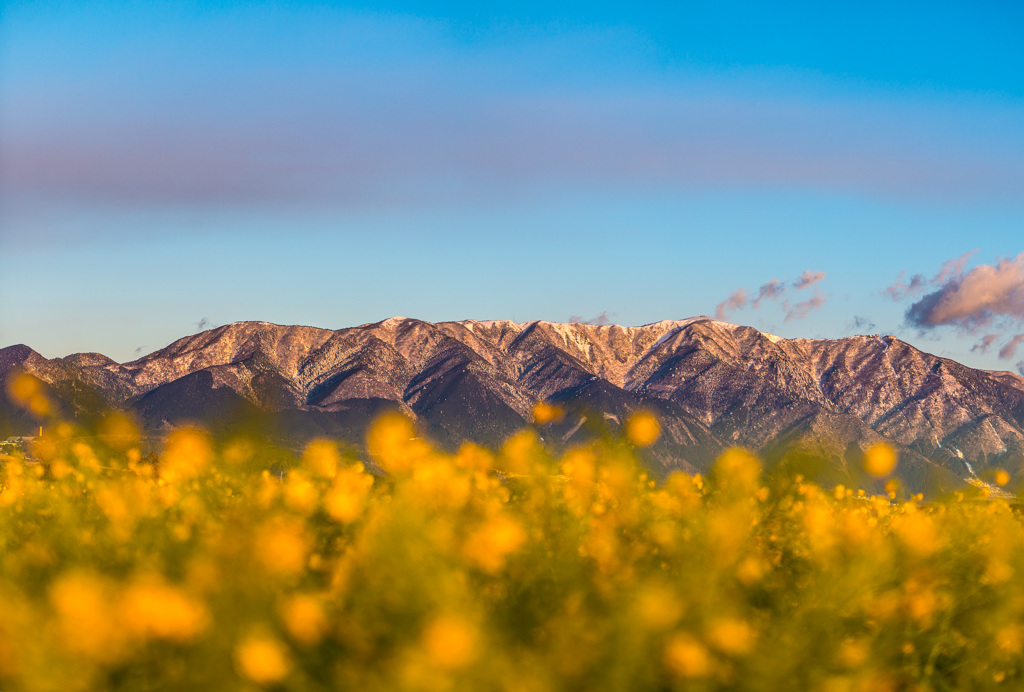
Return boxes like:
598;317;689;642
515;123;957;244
1;1;1022;371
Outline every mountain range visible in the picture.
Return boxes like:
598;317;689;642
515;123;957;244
4;316;1024;495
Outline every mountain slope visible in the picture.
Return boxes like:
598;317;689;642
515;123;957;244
5;317;1024;492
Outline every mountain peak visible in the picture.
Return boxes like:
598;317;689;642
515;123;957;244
5;317;1023;494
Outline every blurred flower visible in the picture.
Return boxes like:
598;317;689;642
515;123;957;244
993;468;1011;486
422;615;477;669
255;519;311;577
664;633;711;678
161;427;213;483
120;575;209;642
532;401;564;425
464;514;526;574
302;439;340;479
367;413;425;475
325;464;374;523
49;571;127;663
625;411;660;447
235;630;291;685
707;617;755;656
99;412;140;452
864;443;898;478
280;594;328;646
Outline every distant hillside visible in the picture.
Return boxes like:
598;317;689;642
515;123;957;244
5;317;1024;495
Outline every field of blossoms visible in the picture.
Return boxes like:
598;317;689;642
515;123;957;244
3;373;1024;691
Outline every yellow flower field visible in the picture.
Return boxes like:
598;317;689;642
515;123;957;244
2;403;1024;691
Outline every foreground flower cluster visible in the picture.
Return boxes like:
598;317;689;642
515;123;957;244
2;409;1024;692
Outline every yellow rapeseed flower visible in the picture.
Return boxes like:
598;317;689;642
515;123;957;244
664;633;711;678
863;442;897;478
49;571;127;663
280;594;328;646
283;470;319;515
119;576;209;642
6;371;52;417
325;463;374;523
223;437;255;465
235;630;291;685
161;427;214;483
995;624;1024;657
707;617;755;656
501;429;543;475
302;439;340;478
99;412;140;452
712;448;762;496
454;442;494;473
625;411;660;447
634;583;684;631
894;511;941;557
255;519;311;577
6;371;40;405
422;615;477;669
366;413;423;475
464;513;527;574
532;400;564;425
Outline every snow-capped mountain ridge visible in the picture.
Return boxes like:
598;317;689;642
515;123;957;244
3;316;1023;493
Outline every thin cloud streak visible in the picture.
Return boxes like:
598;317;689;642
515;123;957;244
715;289;748;320
972;334;1000;354
886;251;978;303
752;279;786;308
847;315;876;332
885;271;928;302
1000;334;1024;360
793;270;825;290
569;311;615;326
717;270;828;321
784;291;826;322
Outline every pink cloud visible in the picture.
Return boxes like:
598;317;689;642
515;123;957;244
999;334;1024;360
884;271;928;301
793;270;825;290
971;334;1000;354
885;252;978;304
569;311;615;326
906;252;1024;330
933;250;978;286
784;291;826;321
715;288;748;320
752;279;786;309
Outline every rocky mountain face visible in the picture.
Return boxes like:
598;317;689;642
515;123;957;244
4;317;1024;494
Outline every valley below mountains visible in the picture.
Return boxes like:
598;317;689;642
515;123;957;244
4;317;1024;495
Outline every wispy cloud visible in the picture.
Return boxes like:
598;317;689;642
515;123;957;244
569;311;615;326
886;251;978;303
717;270;827;321
847;315;876;332
906;251;1024;330
196;317;212;331
971;334;1000;354
793;270;825;290
714;289;748;320
1018;361;1024;377
999;334;1024;360
751;279;786;309
884;271;928;302
784;291;826;322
